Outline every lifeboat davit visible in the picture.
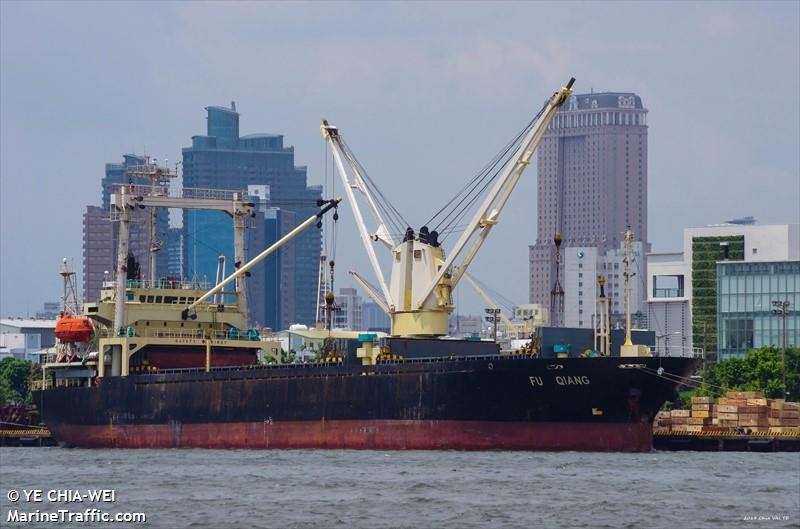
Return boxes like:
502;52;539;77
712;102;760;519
55;315;94;343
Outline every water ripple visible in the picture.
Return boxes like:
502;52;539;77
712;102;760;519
0;448;797;529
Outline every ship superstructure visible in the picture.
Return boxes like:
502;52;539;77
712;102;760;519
38;171;341;383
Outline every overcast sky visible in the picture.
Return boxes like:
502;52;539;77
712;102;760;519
1;1;798;318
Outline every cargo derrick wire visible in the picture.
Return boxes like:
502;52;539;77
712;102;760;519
424;102;548;243
637;365;732;399
335;135;410;239
331;103;548;245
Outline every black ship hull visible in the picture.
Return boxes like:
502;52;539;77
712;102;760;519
35;355;698;451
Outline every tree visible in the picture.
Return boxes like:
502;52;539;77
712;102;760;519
0;357;34;404
701;346;799;400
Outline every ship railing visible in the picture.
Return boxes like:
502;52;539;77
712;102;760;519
132;350;692;382
145;328;265;341
138;353;541;377
110;183;243;202
96;328;199;339
95;327;266;341
653;345;704;358
180;187;241;201
123;278;210;291
100;279;211;291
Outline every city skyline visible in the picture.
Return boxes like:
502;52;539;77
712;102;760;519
1;2;798;318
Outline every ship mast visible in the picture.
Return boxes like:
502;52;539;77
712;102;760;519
125;157;177;284
622;227;634;346
59;258;79;316
594;275;610;355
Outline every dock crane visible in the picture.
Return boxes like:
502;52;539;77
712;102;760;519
322;78;574;337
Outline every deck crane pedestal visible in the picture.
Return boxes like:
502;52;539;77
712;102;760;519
322;78;575;337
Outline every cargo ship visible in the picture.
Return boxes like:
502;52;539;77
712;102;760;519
37;342;696;451
34;78;700;451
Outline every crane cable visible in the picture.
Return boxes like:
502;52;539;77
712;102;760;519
337;136;410;236
426;101;549;240
427;118;531;234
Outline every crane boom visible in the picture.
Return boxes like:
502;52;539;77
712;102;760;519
463;272;513;328
414;78;574;309
181;199;341;319
321;121;396;308
349;271;390;315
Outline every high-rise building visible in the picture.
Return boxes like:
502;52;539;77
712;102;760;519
82;205;113;302
165;227;184;280
82;205;152;302
246;185;283;331
529;92;648;316
333;287;363;331
182;103;322;328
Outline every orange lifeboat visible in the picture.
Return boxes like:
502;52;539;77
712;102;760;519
55;315;94;343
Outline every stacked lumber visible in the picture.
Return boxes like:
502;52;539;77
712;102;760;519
655;391;799;434
688;396;713;432
669;408;690;432
654;410;671;428
768;399;800;431
712;391;770;430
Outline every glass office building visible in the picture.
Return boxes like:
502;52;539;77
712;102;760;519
717;261;799;360
182;104;322;328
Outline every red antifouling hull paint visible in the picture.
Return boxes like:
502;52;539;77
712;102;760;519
52;420;653;452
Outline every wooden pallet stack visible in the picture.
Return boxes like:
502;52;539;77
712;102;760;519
655;392;800;434
769;399;800;431
654;410;671;429
668;409;690;432
711;391;771;430
688;396;712;432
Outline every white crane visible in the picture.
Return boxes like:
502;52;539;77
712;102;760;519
322;78;574;337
